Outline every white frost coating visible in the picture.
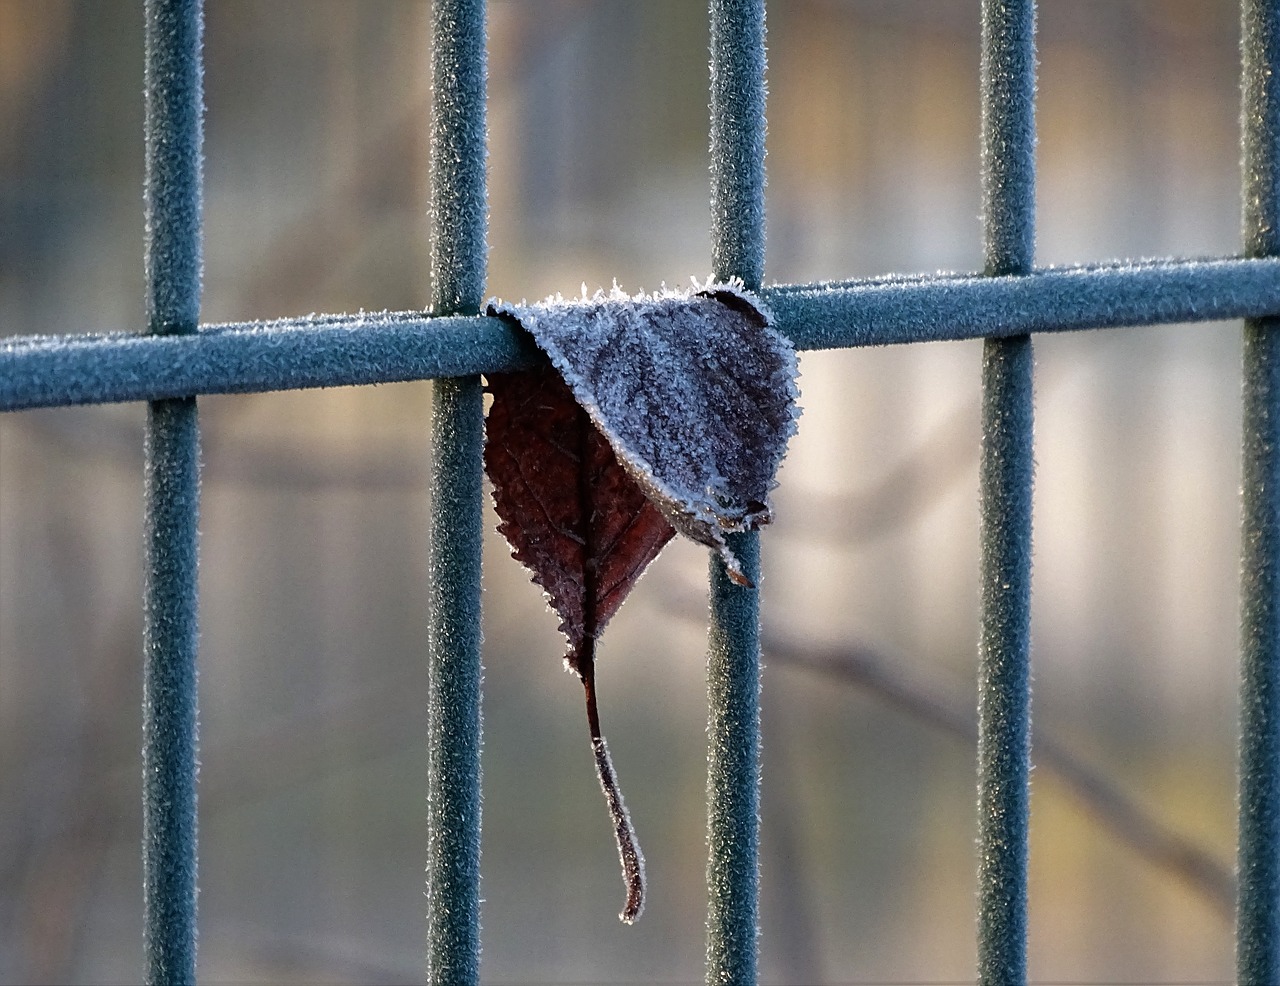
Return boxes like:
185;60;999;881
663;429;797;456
486;279;801;586
592;735;647;924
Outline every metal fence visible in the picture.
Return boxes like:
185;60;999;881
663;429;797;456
2;0;1280;983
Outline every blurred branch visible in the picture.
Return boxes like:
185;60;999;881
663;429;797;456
29;580;1237;930
12;407;424;491
659;576;1233;918
781;398;978;547
759;630;1237;919
780;367;1071;549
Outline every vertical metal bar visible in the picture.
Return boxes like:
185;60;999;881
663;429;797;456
425;0;487;982
709;0;767;290
707;0;766;983
977;1;1036;983
142;0;204;983
1239;1;1280;980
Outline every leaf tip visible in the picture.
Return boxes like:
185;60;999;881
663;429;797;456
718;543;756;589
727;566;755;589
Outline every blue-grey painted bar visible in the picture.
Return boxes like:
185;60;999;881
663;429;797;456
424;0;488;982
768;256;1280;348
6;258;1280;413
141;0;204;982
0;312;531;411
706;0;767;982
976;0;1036;982
1239;0;1280;981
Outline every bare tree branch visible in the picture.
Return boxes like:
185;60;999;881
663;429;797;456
760;631;1237;918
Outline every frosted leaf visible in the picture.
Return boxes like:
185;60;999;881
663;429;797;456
486;281;799;585
483;362;675;664
484;361;671;923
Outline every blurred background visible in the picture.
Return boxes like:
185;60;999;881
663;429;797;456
0;0;1248;982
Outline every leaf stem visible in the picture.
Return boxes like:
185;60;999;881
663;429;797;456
579;655;645;923
572;374;646;921
591;730;646;924
581;640;602;742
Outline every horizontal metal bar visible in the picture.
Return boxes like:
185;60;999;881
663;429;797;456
4;256;1280;412
0;312;536;411
771;255;1280;346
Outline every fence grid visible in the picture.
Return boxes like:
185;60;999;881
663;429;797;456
3;0;1280;983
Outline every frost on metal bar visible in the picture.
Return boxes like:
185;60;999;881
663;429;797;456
424;0;488;983
770;256;1280;350
706;0;767;983
6;258;1280;414
976;0;1036;983
1239;0;1280;981
141;0;204;983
